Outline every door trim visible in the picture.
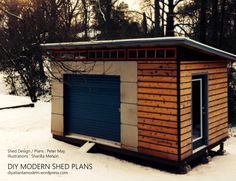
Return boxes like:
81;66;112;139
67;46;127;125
192;78;203;143
192;74;208;150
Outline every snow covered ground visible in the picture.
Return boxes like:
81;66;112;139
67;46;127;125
0;74;10;95
0;95;236;180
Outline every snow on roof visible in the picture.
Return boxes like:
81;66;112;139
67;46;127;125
41;37;236;61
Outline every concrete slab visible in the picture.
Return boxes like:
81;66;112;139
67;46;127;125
51;96;63;115
121;61;137;82
51;113;64;135
121;124;138;148
121;103;137;126
121;82;137;104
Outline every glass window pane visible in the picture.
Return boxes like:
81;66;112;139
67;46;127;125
192;80;202;140
96;51;102;58
103;51;110;58
110;51;117;58
166;50;175;58
88;51;95;58
129;50;136;58
138;50;146;58
156;50;164;58
118;51;125;58
61;53;74;59
147;50;155;58
79;52;87;59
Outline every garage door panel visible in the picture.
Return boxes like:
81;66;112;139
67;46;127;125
64;74;121;142
67;119;120;131
69;88;120;99
68;115;119;123
66;112;120;124
67;104;119;121
68;128;120;140
67;95;119;106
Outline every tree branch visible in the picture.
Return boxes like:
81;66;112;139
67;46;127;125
174;24;191;37
174;0;185;7
127;10;155;24
97;0;106;21
0;7;23;21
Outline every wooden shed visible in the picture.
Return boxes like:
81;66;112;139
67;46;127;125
42;37;236;172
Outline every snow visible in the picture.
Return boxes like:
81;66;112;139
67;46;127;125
0;94;236;180
0;95;32;108
0;74;10;95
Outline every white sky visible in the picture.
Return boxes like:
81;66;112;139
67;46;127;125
122;0;140;10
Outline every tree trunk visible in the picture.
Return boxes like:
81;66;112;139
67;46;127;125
233;2;236;36
233;1;236;52
105;0;112;39
48;0;57;42
219;0;226;47
166;0;174;36
82;0;88;40
161;1;165;36
142;12;148;36
200;0;207;43
154;0;161;36
211;0;218;47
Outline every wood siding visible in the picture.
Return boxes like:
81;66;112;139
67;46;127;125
180;61;228;160
137;60;178;161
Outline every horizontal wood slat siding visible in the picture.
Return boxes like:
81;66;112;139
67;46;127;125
180;61;228;160
137;59;178;161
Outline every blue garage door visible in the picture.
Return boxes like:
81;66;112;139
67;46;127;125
64;74;120;142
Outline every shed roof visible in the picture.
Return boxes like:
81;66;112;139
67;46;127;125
41;37;236;61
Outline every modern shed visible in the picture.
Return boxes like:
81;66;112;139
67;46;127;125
42;37;236;171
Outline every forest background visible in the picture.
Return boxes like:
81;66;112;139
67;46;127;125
0;0;236;124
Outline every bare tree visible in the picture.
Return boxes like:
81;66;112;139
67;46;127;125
166;0;174;36
211;0;219;46
81;0;89;40
219;0;226;47
142;12;148;35
200;0;207;43
154;0;161;36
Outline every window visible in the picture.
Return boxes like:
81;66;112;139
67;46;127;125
79;52;87;59
96;51;103;58
138;50;146;58
156;50;165;58
129;50;137;58
147;50;155;58
53;48;176;61
192;74;208;149
88;51;95;58
54;52;62;59
118;51;125;58
166;50;176;58
74;51;87;60
87;49;125;60
128;48;176;59
61;53;74;59
103;51;110;58
110;51;117;58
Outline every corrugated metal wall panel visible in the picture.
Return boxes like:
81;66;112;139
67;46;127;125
64;74;120;142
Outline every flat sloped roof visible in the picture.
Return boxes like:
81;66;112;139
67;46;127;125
41;37;236;61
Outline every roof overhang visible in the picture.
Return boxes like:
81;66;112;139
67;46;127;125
41;37;236;61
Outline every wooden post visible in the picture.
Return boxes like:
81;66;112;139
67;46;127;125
201;150;212;164
179;162;191;174
217;142;226;155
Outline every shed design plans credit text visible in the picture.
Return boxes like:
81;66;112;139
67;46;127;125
42;37;236;171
